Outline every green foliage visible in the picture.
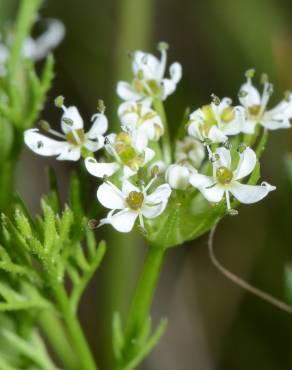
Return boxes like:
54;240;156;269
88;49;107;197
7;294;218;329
0;0;55;212
0;171;106;369
112;311;167;370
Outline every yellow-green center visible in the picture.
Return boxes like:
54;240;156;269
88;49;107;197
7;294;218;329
248;104;261;117
216;166;233;184
66;128;85;145
126;191;144;210
220;107;235;123
115;132;144;170
133;78;162;96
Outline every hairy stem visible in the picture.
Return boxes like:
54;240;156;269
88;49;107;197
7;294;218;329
208;225;292;315
153;99;172;164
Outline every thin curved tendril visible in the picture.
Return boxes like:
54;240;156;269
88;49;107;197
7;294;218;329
208;225;292;315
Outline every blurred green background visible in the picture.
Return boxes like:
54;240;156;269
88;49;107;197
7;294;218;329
2;0;292;369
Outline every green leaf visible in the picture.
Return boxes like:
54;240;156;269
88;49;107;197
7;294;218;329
123;318;167;370
112;311;125;361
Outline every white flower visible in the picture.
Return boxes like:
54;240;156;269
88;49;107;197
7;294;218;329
175;136;205;168
117;43;182;104
188;98;245;144
96;179;172;232
189;147;276;210
24;104;108;161
166;163;196;190
0;19;65;76
238;74;292;133
85;131;155;179
118;101;164;142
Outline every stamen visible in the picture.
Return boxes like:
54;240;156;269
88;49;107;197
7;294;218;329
245;68;255;82
144;175;157;192
39;120;66;139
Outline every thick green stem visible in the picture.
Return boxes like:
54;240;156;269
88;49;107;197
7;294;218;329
51;283;98;370
39;310;79;370
125;245;165;343
153;99;172;164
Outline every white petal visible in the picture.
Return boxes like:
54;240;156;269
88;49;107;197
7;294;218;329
97;182;125;209
162;78;176;100
117;81;141;101
61;106;84;133
132;130;148;152
241;119;256;134
260;117;291;130
233;147;256;180
85;157;119;178
208;126;227;143
201;184;225;203
146;184;171;205
169;62;182;83
229;181;276;204
87;113;108;139
188;120;203;141
142;202;166;219
215;147;231;168
190;174;224;203
239;82;261;107
122;180;140;195
132;51;161;79
143;147;155;164
57;145;81;161
24;129;66;156
26;19;65;61
109;209;138;232
84;138;103;152
189;173;213;188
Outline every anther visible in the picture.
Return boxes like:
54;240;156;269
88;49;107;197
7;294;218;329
39;120;51;131
228;209;239;216
157;41;169;51
88;219;99;229
211;93;220;105
245;68;255;79
54;95;64;108
97;99;106;113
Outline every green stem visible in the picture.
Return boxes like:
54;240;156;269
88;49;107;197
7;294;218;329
8;0;41;78
39;310;79;370
153;99;172;164
51;283;98;370
7;0;42;121
125;245;166;344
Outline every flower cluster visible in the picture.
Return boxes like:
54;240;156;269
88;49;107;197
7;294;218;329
24;44;292;237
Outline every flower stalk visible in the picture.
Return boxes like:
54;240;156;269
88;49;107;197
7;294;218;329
121;244;166;364
153;98;172;164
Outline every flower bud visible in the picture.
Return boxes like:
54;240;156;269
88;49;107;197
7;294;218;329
165;164;191;190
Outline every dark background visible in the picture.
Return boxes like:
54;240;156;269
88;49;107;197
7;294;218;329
2;0;292;369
